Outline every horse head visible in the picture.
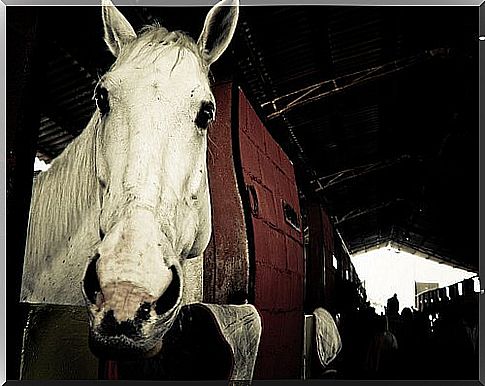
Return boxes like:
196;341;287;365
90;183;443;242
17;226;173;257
82;0;238;359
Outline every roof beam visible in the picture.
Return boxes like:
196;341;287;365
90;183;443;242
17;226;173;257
335;198;404;226
310;154;420;192
390;240;477;273
263;48;450;120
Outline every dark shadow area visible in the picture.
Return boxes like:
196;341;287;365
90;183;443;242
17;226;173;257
100;303;234;380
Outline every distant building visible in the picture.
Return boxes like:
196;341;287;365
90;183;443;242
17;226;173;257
415;282;439;308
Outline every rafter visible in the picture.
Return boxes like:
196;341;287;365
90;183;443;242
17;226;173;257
311;154;421;192
335;198;404;226
263;48;450;120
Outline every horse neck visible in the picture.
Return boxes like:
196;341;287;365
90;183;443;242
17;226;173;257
27;114;101;259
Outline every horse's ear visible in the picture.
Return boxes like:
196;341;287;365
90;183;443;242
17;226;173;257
197;0;239;66
101;0;137;57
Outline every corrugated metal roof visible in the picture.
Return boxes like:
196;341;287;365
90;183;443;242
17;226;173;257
31;5;478;271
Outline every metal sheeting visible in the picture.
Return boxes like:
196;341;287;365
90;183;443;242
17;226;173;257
37;40;97;159
32;6;478;271
234;7;477;271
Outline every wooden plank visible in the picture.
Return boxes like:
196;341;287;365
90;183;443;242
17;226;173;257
6;8;43;379
203;81;250;305
238;86;304;379
20;305;99;380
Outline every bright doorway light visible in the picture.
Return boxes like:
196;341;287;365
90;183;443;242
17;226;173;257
351;247;476;314
34;157;51;172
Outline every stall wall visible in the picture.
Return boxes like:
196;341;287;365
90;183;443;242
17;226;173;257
306;204;337;313
203;82;250;305
202;82;305;378
236;86;304;379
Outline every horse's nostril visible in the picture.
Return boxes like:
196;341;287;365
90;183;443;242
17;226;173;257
83;254;101;305
136;302;153;321
154;266;180;316
100;310;142;338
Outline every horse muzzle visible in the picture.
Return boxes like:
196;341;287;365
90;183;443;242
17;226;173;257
83;257;183;359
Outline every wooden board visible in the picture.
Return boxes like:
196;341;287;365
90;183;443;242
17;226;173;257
20;305;99;380
306;204;338;314
203;81;250;305
236;86;304;379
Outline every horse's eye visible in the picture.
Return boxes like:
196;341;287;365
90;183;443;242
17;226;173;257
94;85;110;115
195;101;215;130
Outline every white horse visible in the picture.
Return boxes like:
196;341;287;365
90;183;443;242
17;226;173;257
21;0;239;359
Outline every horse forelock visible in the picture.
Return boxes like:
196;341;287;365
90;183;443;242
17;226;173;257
112;26;208;75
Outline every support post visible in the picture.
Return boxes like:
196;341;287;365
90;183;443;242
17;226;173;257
6;7;42;380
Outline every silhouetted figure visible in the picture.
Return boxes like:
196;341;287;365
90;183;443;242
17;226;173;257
412;309;433;378
364;315;398;379
335;305;377;379
431;302;479;379
395;307;418;378
386;294;399;317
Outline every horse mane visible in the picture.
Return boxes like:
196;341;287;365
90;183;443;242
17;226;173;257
24;113;101;280
113;25;208;74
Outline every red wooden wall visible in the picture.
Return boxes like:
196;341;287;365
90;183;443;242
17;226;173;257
236;87;304;379
203;82;250;305
204;82;304;378
306;204;337;313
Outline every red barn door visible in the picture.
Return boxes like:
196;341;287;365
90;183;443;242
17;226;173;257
203;81;304;379
236;86;304;379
